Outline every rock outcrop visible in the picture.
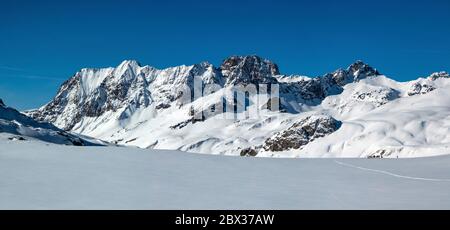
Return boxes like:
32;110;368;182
263;115;341;152
221;55;279;86
407;81;436;96
429;71;449;81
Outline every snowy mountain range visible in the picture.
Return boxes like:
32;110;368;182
4;55;448;158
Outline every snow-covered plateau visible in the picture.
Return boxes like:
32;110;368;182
1;139;450;209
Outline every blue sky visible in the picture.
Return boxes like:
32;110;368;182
1;0;450;110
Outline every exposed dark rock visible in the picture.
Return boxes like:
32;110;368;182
280;78;328;103
276;61;379;110
263;115;341;152
429;71;449;81
352;87;400;106
156;103;171;110
70;138;84;146
170;114;205;129
328;61;380;86
147;140;159;149
367;149;396;159
407;82;435;96
240;147;258;157
0;99;5;107
221;55;279;86
170;120;191;129
346;60;380;82
8;136;26;141
125;138;138;143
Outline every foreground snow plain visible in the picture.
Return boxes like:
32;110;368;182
1;137;450;209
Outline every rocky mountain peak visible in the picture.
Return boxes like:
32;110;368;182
329;61;380;86
221;55;280;85
113;59;143;78
0;98;5;107
118;60;142;68
347;60;380;79
429;71;449;80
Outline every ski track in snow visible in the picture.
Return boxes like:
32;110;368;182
2;139;450;209
334;160;450;182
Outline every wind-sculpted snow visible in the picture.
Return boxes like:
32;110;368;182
26;56;450;157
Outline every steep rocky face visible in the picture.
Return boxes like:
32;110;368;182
280;78;325;100
407;81;436;96
27;60;223;130
280;76;340;103
221;55;279;86
0;99;4;107
327;60;380;86
262;115;341;152
278;61;381;107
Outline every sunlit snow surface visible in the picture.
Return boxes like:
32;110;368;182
26;59;450;158
69;75;450;158
1;137;450;209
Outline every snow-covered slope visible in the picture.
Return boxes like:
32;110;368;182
27;56;450;158
1;140;450;209
280;76;450;158
0;99;104;146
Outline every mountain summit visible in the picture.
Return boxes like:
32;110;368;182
221;55;280;85
327;60;380;86
27;56;378;130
